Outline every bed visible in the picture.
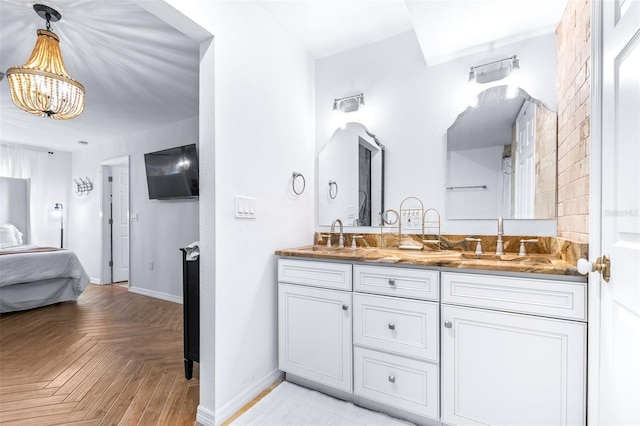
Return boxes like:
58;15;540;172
0;224;90;313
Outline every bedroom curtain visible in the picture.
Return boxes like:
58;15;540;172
0;144;48;244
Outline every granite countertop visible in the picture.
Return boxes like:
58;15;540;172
275;245;582;277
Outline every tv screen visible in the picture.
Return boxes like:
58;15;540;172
144;144;199;200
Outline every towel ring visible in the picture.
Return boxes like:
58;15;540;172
292;172;305;195
382;209;399;225
328;180;338;199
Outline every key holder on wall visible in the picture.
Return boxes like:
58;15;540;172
74;177;93;195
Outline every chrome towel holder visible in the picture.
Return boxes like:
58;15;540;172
328;180;338;199
292;172;305;195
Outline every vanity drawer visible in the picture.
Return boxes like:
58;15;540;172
354;346;439;419
354;265;439;300
353;293;439;362
278;259;352;291
441;272;587;321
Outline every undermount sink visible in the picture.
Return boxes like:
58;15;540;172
459;252;553;264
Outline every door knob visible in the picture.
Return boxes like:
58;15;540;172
577;255;610;282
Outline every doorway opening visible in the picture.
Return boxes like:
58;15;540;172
100;156;130;285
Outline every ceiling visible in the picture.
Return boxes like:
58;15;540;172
0;0;567;152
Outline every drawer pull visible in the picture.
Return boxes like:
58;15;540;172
342;304;349;311
388;323;396;330
444;321;452;328
388;278;396;286
388;375;396;383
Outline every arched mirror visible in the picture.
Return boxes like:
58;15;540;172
318;122;385;226
446;85;557;219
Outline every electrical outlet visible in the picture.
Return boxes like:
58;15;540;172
148;260;154;270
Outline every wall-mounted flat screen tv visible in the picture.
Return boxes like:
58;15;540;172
144;144;199;200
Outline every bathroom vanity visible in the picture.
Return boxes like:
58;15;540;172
276;244;587;426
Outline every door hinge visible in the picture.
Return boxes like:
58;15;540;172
108;176;113;182
108;260;113;267
108;218;113;225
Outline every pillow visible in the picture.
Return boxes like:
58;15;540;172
0;223;23;247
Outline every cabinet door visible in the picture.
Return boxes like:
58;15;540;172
441;305;586;426
278;283;352;392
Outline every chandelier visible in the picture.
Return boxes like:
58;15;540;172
6;4;85;120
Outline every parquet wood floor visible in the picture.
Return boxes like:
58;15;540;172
0;284;199;425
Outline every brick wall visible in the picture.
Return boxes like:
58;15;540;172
535;103;558;219
556;0;591;243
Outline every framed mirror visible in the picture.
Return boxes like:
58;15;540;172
446;85;557;219
318;122;385;226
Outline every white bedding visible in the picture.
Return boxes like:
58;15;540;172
0;245;90;313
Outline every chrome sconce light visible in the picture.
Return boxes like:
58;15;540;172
333;93;365;113
332;93;366;128
468;55;520;107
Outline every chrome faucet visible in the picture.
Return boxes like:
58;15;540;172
329;219;345;248
496;216;505;255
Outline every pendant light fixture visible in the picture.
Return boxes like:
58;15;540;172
6;4;85;120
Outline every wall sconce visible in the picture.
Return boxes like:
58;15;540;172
53;203;63;248
73;177;93;195
333;93;365;113
468;55;520;107
332;93;366;128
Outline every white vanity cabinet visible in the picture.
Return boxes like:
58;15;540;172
353;265;440;420
440;272;587;426
278;259;353;392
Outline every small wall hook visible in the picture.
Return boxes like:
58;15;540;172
74;177;93;195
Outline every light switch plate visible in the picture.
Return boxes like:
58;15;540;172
235;196;256;219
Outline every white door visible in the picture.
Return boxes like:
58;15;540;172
278;283;352;392
591;1;640;424
514;100;536;218
441;305;586;426
112;165;129;283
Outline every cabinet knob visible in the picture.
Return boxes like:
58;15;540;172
342;304;348;311
444;321;452;328
388;278;396;286
388;375;396;383
388;323;396;330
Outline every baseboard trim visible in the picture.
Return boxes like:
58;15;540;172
212;368;283;426
127;286;182;304
196;405;216;426
89;277;102;284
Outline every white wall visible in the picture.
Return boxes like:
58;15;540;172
69;139;126;281
148;1;316;424
68;116;199;294
126;120;199;299
316;31;558;236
